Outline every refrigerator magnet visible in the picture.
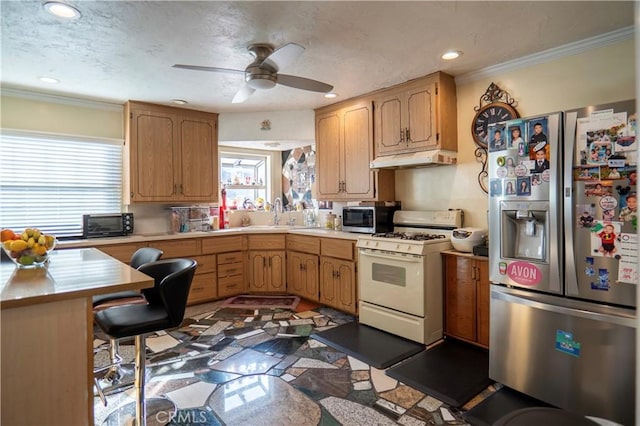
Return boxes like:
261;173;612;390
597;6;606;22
489;179;502;197
555;330;581;357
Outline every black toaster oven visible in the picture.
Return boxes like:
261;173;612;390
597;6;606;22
82;213;134;238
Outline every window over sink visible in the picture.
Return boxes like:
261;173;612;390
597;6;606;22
0;130;123;238
220;151;269;210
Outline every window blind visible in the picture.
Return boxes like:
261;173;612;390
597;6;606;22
0;130;124;238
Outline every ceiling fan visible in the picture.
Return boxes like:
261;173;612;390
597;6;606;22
173;42;334;103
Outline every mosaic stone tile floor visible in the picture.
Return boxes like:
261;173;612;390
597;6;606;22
93;299;496;425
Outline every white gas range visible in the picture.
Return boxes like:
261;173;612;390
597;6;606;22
356;210;463;345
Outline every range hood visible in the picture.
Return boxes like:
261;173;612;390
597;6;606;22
370;149;457;169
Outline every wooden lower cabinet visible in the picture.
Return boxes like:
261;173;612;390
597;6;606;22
319;256;356;314
97;243;147;264
442;252;489;348
188;272;217;304
249;251;286;293
217;251;245;298
287;251;319;301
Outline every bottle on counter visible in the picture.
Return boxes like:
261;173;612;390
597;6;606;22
219;185;227;229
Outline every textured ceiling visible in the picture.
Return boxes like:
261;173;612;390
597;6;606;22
1;1;634;113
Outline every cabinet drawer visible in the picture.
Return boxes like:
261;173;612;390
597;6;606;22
248;235;286;250
187;272;217;304
320;238;354;260
149;239;201;258
202;236;243;254
287;235;320;254
218;275;245;298
218;251;244;264
192;254;217;275
98;243;147;264
218;262;244;278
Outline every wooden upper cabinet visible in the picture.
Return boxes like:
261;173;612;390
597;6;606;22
373;71;457;157
316;111;342;198
315;98;394;201
129;109;178;200
179;117;218;201
124;101;219;203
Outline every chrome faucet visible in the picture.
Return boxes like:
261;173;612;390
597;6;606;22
273;197;283;225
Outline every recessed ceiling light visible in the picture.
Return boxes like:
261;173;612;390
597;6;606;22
43;2;81;19
39;76;60;84
441;50;462;60
171;99;188;105
324;93;337;99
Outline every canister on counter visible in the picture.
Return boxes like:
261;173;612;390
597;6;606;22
326;213;336;229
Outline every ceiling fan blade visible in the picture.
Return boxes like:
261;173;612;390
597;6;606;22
260;42;304;72
277;74;333;93
232;85;256;103
173;64;244;74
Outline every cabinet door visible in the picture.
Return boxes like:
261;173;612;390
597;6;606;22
302;253;319;301
336;260;357;314
267;251;286;292
444;255;476;341
287;252;305;296
319;257;337;307
476;259;490;347
342;102;374;198
188;273;217;305
178;117;218;201
315;111;342;198
130;110;178;201
374;93;404;155
405;81;438;151
249;252;268;292
98;243;147;264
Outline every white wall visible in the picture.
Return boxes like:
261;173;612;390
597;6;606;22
395;38;636;228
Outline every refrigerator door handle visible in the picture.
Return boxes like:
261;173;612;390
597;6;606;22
492;286;636;327
563;111;579;296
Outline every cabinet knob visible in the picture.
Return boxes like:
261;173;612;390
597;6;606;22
405;128;410;143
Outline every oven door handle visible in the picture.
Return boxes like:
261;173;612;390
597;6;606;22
358;249;422;263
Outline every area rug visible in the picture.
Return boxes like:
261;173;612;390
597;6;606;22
221;295;300;310
386;338;493;408
463;386;552;426
310;322;424;369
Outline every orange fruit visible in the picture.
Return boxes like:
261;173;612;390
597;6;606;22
1;229;15;242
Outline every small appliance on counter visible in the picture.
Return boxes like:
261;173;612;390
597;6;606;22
451;228;487;253
82;213;134;238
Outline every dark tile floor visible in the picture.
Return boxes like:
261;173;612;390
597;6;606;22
93;299;496;425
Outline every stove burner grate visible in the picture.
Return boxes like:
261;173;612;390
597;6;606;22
371;232;447;241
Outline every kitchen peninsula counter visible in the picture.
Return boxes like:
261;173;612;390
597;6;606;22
0;248;154;426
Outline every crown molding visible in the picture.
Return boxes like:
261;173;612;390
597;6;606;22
0;87;123;111
456;26;634;85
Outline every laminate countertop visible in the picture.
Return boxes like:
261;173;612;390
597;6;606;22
57;226;360;249
0;247;153;309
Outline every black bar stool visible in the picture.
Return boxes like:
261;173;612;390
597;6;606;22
94;258;197;426
94;247;163;395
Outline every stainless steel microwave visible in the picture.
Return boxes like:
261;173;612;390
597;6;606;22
82;213;134;238
342;205;400;234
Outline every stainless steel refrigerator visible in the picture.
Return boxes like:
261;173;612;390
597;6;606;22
487;100;637;425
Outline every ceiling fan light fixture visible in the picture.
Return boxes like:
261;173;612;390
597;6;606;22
246;75;277;90
38;76;59;84
43;2;81;19
441;50;463;60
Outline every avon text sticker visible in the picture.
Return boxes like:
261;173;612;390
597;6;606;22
506;261;542;286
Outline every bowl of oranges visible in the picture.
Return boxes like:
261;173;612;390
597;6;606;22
1;228;57;268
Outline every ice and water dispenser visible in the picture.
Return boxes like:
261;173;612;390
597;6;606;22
500;202;549;262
